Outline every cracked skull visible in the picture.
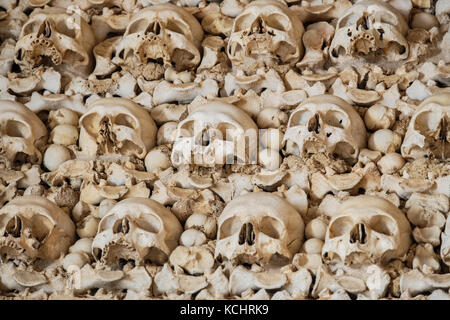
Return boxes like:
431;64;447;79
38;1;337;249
283;95;366;162
0;196;75;264
322;195;411;266
14;7;96;77
171;101;258;167
79;98;157;159
114;3;203;76
92;198;183;268
215;192;304;266
0;100;47;168
227;0;304;72
329;0;409;62
401;93;449;160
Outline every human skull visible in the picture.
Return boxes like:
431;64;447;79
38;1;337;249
171;101;258;167
329;0;409;63
79;98;157;159
322;195;411;266
283;95;366;162
0;196;76;264
14;7;96;77
401;93;449;160
0;100;47;168
114;4;204;74
215;192;304;266
227;0;304;72
92;198;183;268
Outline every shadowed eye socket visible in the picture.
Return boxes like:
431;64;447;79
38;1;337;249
289;110;313;126
80;113;103;137
265;13;290;31
260;216;283;239
325;110;349;129
219;216;242;239
127;18;150;34
166;19;189;37
135;213;161;234
22;21;42;36
414;111;442;134
329;216;353;238
114;114;137;129
369;215;396;236
233;14;255;32
55;20;76;38
30;215;54;242
179;120;195;138
6;120;30;138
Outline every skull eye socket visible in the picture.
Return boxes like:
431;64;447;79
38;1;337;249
289;110;313;127
134;213;161;234
30;215;53;242
55;20;76;38
179;120;195;138
166;19;189;37
81;113;103;137
233;14;255;33
414;111;444;135
324;110;349;129
114;114;137;129
329;216;353;238
127;18;151;34
5;120;30;138
260;216;283;239
22;20;42;36
265;14;291;31
219;216;242;239
369;215;396;236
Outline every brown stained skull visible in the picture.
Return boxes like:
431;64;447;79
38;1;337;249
0;100;47;168
14;7;96;77
227;0;304;73
215;192;304;266
329;0;409;63
114;4;203;75
283;95;366;163
322;196;411;266
92;198;183;269
0;196;76;264
79;98;157;159
401;93;450;160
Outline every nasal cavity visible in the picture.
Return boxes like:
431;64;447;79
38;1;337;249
238;222;255;245
350;223;367;244
251;17;264;34
38;20;52;38
113;218;130;234
146;21;161;35
307;114;320;134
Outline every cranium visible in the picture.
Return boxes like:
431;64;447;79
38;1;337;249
329;0;409;63
215;192;304;266
92;198;183;268
283;95;366;163
114;4;203;74
0;100;47;168
227;0;304;72
79;98;157;159
0;196;76;264
14;7;95;77
401;93;449;160
322;195;411;266
171;101;258;167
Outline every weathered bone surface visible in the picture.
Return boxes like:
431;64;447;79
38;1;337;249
0;0;448;301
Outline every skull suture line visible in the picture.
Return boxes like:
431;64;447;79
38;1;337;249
322;195;411;266
227;0;304;72
329;0;409;63
79;98;157;159
0;196;76;264
0;100;47;168
114;4;204;75
401;93;450;160
215;192;304;266
92;198;183;268
171;101;258;167
283;95;366;162
14;7;96;77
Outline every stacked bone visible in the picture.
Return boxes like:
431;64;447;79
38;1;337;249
0;0;449;300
